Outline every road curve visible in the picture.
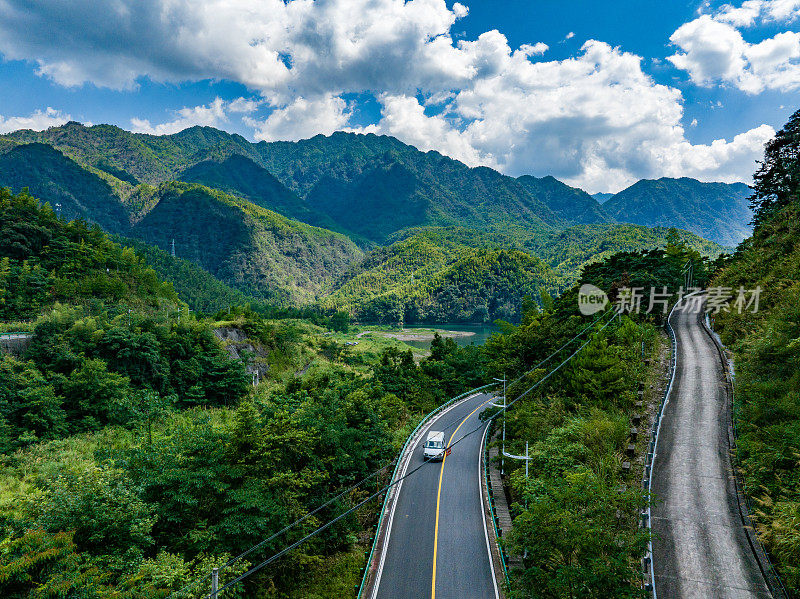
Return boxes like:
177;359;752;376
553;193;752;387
652;299;771;598
371;392;498;599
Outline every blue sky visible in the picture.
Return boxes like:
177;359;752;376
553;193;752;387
0;0;798;192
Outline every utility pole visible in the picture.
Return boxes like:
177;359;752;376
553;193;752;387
683;259;693;290
493;374;507;475
211;567;219;598
501;443;532;478
525;441;529;479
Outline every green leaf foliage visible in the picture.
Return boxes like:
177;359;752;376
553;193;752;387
711;195;800;593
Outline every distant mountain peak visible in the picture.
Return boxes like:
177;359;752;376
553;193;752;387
603;177;752;246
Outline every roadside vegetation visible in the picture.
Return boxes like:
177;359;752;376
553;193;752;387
0;189;489;597
484;232;714;599
710;108;800;594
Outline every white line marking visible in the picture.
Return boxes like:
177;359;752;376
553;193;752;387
370;393;483;599
479;422;500;599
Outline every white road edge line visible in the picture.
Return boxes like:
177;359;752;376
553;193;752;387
479;421;500;599
369;393;483;599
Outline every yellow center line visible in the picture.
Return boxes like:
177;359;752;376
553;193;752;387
431;395;494;599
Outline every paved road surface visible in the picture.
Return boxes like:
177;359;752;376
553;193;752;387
372;392;498;599
652;300;771;598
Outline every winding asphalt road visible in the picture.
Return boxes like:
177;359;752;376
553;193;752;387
371;392;498;599
652;299;771;598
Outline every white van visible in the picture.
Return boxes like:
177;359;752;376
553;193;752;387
423;431;446;461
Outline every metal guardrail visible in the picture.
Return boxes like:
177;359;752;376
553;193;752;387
0;331;33;338
483;420;511;590
703;314;790;599
356;381;499;599
641;298;680;598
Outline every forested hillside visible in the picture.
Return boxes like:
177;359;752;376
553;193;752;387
708;108;800;593
0;121;736;322
530;223;725;280
130;182;363;305
255;131;562;243
322;227;561;323
0;188;178;322
603;177;752;246
178;154;341;233
0;121;260;185
112;235;265;314
0;190;494;597
0;143;130;234
516;175;613;225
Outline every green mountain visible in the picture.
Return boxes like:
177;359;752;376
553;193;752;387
256;132;563;243
602;177;752;246
178;154;340;231
0;121;260;185
0;122;734;320
530;223;726;280
517;175;614;225
130;182;362;305
0;143;130;233
0;124;565;245
321;227;562;323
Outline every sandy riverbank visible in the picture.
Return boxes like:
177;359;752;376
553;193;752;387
379;328;476;342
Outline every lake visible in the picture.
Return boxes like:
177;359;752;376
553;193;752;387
399;323;501;350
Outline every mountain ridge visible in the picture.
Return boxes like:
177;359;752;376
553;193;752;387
0;122;739;318
602;176;752;246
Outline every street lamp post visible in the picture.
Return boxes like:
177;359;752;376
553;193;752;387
493;374;507;475
501;442;531;478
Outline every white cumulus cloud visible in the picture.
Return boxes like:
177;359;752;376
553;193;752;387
0;107;71;133
668;1;800;93
0;0;780;190
245;95;353;142
130;97;255;135
363;40;772;192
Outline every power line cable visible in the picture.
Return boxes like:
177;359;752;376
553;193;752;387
202;311;620;597
190;309;612;590
506;309;614;389
218;462;392;572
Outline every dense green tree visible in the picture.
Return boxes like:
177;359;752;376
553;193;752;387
0;529;112;598
751;107;800;226
0;356;66;451
23;466;157;572
62;358;133;430
510;468;648;599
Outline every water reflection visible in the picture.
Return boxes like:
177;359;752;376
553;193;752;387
399;323;500;350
